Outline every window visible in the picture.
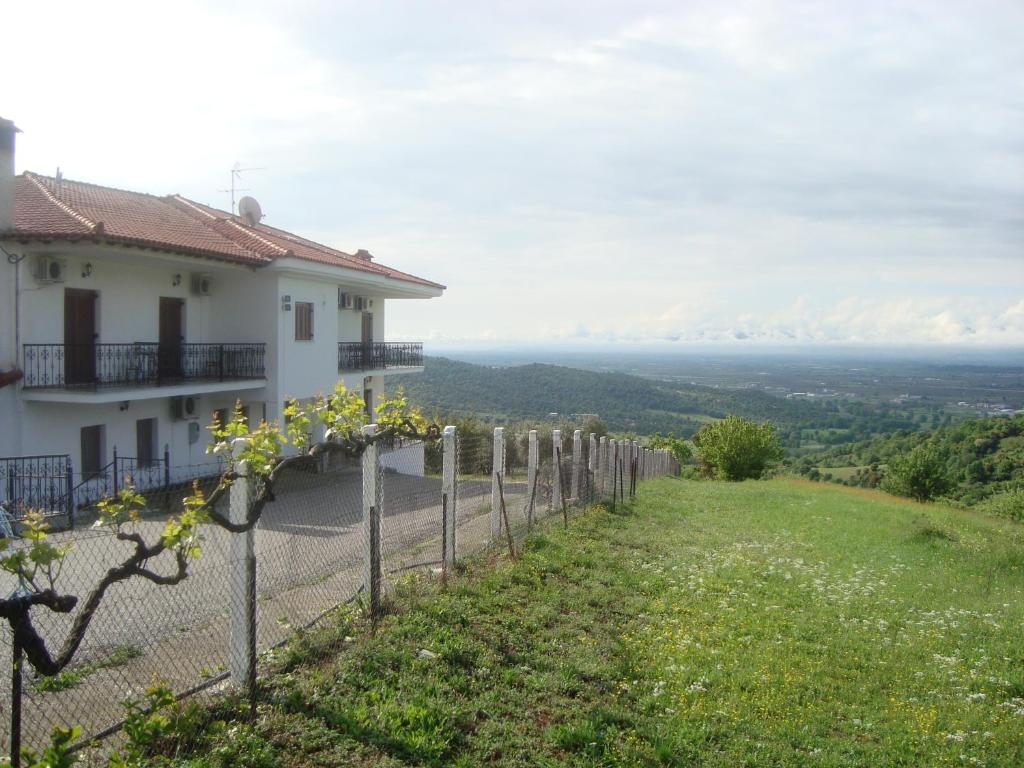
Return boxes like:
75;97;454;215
295;302;314;341
136;418;158;467
81;425;105;480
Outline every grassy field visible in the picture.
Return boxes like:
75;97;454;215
815;465;863;480
153;479;1024;767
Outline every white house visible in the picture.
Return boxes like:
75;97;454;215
0;117;443;515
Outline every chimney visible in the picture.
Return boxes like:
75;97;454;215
0;117;19;232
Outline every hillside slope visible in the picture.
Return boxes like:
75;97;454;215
158;479;1024;766
806;414;1024;503
393;357;827;436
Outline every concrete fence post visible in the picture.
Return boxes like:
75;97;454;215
313;420;330;473
228;460;255;689
626;442;634;495
612;439;619;502
491;427;505;539
526;429;538;522
551;429;562;511
442;425;457;571
605;437;612;494
571;429;582;501
597;436;607;496
362;424;382;617
588;433;598;500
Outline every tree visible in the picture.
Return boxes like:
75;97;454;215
881;444;952;502
691;416;784;481
649;432;693;466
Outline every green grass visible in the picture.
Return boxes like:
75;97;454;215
157;479;1024;766
35;644;143;693
815;465;863;480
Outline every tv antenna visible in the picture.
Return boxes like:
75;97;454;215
221;162;266;213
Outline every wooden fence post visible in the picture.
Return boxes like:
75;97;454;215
551;429;562;512
491;427;505;539
571;429;582;501
526;429;538;523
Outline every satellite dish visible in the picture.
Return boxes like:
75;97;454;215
237;196;263;226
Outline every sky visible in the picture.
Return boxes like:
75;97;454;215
4;0;1023;349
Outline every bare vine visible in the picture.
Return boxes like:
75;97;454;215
0;384;438;680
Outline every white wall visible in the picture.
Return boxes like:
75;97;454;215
336;293;385;343
3;245;414;471
17;392;270;473
0;251;17;456
276;275;340;402
15;249;269;348
380;441;425;476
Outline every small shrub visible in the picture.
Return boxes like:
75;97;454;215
975;488;1024;522
692;416;783;481
2;726;79;768
882;444;953;502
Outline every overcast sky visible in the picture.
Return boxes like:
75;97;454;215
5;0;1023;348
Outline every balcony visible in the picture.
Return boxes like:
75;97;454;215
338;342;424;373
21;343;267;401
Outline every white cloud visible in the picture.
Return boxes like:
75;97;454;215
4;1;1022;348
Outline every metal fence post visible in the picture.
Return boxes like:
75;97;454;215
526;429;538;524
362;424;382;617
571;429;582;502
228;462;256;691
441;426;457;573
491;427;505;539
65;455;74;528
551;429;562;512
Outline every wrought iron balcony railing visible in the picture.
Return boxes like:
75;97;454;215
338;342;423;372
22;342;266;390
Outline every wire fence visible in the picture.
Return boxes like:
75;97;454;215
0;426;677;756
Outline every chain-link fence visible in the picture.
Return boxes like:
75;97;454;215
1;427;677;756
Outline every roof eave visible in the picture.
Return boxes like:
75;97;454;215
267;256;445;297
0;231;269;267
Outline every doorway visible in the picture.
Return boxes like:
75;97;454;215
64;288;97;386
158;297;185;380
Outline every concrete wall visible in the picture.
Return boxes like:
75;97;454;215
380;440;425;476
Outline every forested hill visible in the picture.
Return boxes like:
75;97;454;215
804;415;1024;504
392;357;829;436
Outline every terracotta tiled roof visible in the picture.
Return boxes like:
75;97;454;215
6;172;444;289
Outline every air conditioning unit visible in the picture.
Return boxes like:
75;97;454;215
338;289;353;310
353;296;367;311
34;256;67;283
190;273;213;296
170;395;199;421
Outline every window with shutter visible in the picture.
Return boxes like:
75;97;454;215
295;302;314;341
